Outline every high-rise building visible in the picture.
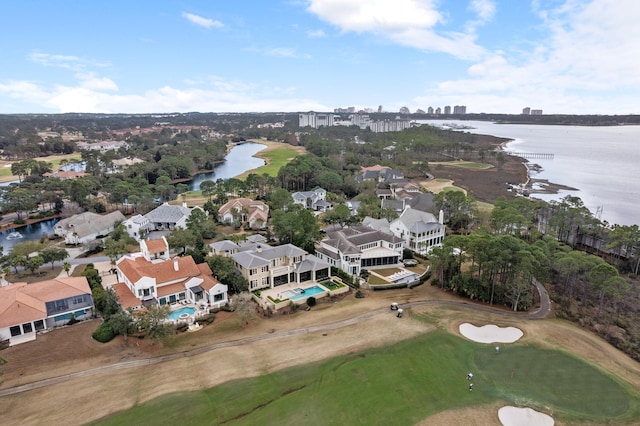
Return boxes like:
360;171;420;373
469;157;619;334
453;105;467;114
435;107;441;114
522;107;531;115
377;105;383;113
298;112;335;128
427;106;434;114
444;105;452;115
531;109;543;115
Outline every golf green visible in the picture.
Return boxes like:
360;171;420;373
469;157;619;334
91;331;640;425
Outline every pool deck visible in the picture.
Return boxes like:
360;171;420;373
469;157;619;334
261;281;329;303
166;302;210;324
255;280;350;311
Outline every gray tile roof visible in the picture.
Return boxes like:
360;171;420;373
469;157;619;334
231;243;308;269
398;208;438;228
295;254;330;273
232;251;269;269
210;240;239;252
145;203;193;224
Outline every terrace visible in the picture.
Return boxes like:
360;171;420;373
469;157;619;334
253;279;349;311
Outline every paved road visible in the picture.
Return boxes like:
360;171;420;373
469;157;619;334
0;282;551;397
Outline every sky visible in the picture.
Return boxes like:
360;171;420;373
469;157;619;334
0;0;638;115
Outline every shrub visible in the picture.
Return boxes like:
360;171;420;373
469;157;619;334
92;321;116;343
306;296;317;307
67;312;78;326
355;290;366;298
177;323;189;333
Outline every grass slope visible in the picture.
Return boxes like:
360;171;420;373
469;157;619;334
91;330;640;425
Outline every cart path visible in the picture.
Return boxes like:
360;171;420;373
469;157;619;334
0;282;550;397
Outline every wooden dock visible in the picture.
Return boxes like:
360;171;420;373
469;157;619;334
508;152;554;159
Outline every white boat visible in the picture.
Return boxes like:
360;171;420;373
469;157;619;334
6;231;24;240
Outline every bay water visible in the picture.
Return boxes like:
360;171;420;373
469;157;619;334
421;120;640;227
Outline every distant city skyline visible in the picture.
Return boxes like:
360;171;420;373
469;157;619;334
0;1;637;115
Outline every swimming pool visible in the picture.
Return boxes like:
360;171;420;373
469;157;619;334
281;285;326;301
167;306;196;321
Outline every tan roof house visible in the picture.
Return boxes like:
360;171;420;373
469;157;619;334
218;198;269;229
54;211;126;245
0;277;94;347
42;170;88;180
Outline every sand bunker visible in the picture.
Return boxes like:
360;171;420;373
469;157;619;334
498;406;554;426
459;323;523;343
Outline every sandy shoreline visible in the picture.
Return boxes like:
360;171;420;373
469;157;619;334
498;142;578;197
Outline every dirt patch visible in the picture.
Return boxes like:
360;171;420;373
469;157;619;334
419;178;467;195
429;154;527;204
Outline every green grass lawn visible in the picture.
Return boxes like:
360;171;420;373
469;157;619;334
91;330;640;425
248;147;299;177
441;186;465;193
442;162;493;170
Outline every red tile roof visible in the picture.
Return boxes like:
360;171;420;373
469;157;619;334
144;238;168;254
118;256;201;286
110;283;141;310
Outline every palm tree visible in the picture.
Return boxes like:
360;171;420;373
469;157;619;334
63;261;71;276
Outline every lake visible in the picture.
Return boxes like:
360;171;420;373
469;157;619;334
0;218;59;253
188;142;266;191
421;120;640;226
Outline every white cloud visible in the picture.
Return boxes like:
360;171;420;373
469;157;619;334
469;0;495;23
76;73;119;91
418;0;640;114
465;0;496;32
28;52;108;71
307;29;326;38
246;47;311;59
265;47;298;58
0;75;329;113
0;80;50;103
182;12;224;29
307;0;485;59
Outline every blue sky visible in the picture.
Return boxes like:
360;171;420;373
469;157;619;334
0;0;638;115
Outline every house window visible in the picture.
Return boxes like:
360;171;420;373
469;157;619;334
34;320;45;331
261;265;269;273
261;277;270;286
249;268;257;276
213;293;224;302
10;326;21;336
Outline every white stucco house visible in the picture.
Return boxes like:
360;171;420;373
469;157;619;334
315;226;404;277
122;214;153;241
291;188;331;211
365;206;445;255
144;202;205;231
112;238;228;309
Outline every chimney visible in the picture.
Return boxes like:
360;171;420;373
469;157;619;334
173;257;179;271
439;209;444;225
182;201;188;208
256;245;262;253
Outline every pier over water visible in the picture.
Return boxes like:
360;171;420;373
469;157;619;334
508;152;554;160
